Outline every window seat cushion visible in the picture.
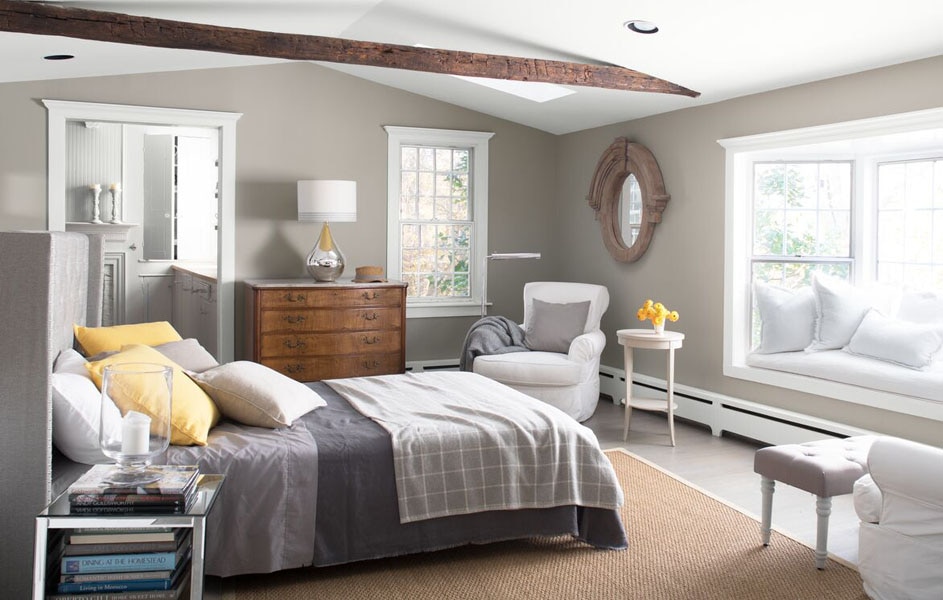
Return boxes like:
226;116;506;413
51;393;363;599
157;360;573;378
746;350;943;404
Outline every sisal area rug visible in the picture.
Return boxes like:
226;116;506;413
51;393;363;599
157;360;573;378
221;449;866;600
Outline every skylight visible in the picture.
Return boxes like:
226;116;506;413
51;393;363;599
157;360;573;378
452;75;576;103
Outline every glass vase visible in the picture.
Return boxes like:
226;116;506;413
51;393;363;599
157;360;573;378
99;363;173;485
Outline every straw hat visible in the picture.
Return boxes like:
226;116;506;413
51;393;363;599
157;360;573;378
353;265;386;282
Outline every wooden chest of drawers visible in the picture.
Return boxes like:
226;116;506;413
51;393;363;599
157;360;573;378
244;279;407;382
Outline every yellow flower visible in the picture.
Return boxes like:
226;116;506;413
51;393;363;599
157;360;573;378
636;299;680;326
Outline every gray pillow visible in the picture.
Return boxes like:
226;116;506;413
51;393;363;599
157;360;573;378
525;299;591;353
86;338;219;373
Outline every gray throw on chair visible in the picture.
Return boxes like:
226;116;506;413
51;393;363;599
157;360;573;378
459;316;529;371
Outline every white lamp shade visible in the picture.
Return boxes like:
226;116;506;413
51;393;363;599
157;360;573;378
298;180;357;222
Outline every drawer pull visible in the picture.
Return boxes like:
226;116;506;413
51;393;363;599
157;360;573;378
362;291;380;300
362;360;381;369
362;312;379;321
285;364;306;374
361;335;381;345
283;315;307;324
283;339;307;350
283;292;307;303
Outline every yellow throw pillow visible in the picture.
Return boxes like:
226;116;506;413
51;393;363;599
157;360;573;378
86;344;219;446
74;321;183;357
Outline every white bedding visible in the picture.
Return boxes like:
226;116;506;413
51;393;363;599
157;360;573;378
326;371;624;523
747;350;943;404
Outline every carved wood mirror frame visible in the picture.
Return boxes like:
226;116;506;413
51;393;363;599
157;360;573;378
587;137;670;262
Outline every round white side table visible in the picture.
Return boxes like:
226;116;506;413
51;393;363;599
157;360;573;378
616;328;685;446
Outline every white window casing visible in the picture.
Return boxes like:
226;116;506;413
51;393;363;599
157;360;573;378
384;126;494;318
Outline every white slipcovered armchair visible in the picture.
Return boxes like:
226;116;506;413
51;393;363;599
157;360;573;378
853;436;943;600
473;282;609;422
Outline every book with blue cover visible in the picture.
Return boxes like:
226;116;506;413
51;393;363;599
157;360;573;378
56;550;189;594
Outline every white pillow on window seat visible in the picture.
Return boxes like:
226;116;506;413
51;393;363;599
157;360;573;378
897;291;943;324
806;274;874;352
51;348;123;464
844;309;943;370
753;283;815;353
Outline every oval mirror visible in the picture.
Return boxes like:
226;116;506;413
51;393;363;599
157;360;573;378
587;138;670;262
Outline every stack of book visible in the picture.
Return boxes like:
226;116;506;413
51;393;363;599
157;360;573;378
67;465;200;515
42;465;202;599
49;528;192;599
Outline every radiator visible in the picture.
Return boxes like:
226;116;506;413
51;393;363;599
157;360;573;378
406;358;872;446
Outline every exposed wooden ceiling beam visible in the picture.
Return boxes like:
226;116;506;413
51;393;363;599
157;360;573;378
0;0;700;97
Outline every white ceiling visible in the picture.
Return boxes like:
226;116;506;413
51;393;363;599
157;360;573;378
4;0;943;134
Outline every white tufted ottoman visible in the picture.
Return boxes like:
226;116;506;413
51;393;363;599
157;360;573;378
753;435;877;569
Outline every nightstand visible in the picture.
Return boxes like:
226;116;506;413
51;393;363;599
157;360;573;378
617;328;685;446
33;474;224;600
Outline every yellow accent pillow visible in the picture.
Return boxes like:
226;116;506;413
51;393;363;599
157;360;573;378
74;321;183;357
86;344;220;446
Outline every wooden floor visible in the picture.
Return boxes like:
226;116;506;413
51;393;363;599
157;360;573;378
205;395;861;597
586;397;860;566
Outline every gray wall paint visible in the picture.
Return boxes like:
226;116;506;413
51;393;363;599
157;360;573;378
0;62;557;360
555;55;943;444
1;57;941;442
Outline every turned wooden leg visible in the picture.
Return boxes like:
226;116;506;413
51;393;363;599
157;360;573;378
760;477;775;546
815;495;832;569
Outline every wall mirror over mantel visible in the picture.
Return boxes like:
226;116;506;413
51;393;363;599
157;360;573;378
587;137;670;262
44;99;241;363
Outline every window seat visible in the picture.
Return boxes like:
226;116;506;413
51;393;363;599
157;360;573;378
746;350;943;405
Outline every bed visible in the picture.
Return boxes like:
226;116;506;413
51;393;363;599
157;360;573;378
0;231;626;595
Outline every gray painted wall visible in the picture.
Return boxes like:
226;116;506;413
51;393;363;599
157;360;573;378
555;55;943;444
1;57;941;443
0;62;558;362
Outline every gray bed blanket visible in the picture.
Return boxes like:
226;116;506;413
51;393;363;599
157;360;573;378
459;315;529;371
327;371;624;523
164;380;626;576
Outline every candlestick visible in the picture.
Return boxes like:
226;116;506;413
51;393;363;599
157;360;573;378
88;184;103;224
109;186;123;224
120;410;151;455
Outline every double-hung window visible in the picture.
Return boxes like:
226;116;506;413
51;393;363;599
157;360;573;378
720;107;943;416
385;126;493;318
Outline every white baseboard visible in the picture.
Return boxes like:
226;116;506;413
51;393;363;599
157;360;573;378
598;364;874;446
407;358;872;446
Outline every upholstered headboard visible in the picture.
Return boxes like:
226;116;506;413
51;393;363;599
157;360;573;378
0;231;104;598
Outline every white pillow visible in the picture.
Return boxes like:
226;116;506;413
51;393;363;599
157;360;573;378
753;283;815;354
897;291;943;324
51;350;123;465
844;309;943;370
806;274;874;352
190;361;326;428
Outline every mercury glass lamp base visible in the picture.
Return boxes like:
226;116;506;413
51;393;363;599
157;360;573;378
306;222;346;282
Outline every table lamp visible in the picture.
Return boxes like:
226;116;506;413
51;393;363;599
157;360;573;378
298;180;357;281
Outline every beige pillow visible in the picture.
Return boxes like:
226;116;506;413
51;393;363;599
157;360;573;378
190;361;326;428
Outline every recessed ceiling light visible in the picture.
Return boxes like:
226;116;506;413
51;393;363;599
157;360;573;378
44;54;75;61
623;20;659;35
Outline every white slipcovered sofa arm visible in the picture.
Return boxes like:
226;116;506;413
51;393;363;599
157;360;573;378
853;474;882;524
568;330;606;363
867;437;943;532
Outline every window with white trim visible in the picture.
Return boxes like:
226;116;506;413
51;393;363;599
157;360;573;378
384;126;493;318
720;108;943;418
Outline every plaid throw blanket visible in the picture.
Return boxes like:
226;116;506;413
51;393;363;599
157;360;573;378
326;371;624;523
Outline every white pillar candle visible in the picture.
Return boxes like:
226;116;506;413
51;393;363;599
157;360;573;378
120;410;151;455
109;182;122;192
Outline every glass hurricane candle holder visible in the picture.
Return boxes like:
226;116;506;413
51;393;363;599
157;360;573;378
99;363;173;485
